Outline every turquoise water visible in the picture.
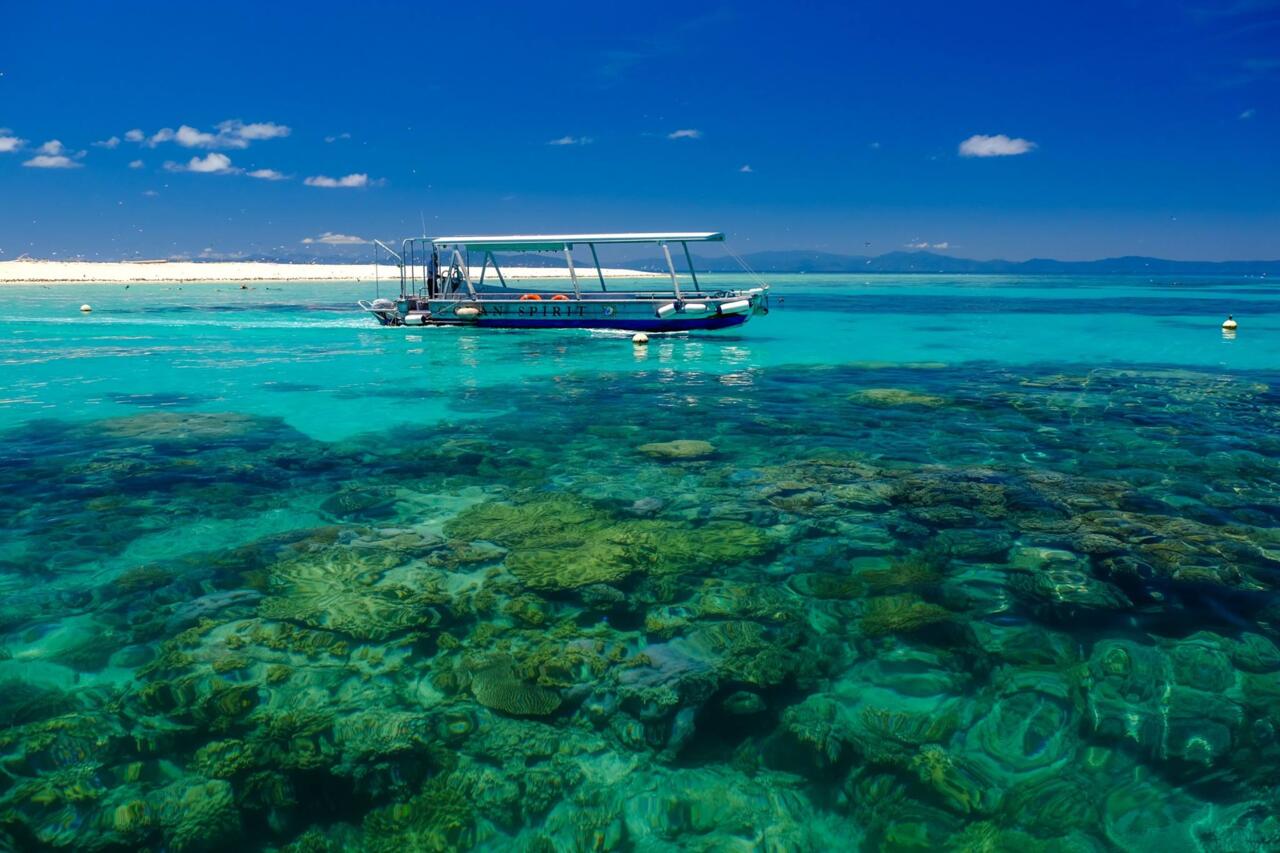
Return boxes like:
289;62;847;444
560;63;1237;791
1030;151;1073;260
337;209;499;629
2;274;1280;850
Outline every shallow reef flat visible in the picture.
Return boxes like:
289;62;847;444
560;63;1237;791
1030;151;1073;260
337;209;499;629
3;360;1280;850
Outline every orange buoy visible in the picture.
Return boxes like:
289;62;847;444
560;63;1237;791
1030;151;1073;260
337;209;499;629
551;294;570;301
519;293;542;301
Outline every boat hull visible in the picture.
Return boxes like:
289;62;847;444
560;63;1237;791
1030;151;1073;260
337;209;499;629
432;313;750;331
375;290;767;331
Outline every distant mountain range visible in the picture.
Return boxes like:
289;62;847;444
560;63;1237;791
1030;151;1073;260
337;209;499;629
621;250;1280;276
182;247;1280;276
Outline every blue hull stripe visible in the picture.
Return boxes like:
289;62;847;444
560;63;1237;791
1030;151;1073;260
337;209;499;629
448;315;751;331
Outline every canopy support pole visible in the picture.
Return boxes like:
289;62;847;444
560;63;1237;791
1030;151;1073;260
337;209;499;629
588;243;607;292
491;254;508;288
661;242;683;301
453;249;476;298
564;244;582;299
681;241;699;291
478;251;491;288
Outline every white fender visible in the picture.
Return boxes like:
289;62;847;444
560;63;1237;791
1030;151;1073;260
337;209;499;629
718;299;752;315
455;306;482;319
405;313;429;325
657;302;678;318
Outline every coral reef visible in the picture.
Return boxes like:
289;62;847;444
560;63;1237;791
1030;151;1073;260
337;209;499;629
4;347;1280;851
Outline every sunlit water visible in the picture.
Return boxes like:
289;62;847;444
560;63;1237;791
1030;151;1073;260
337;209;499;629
2;274;1279;850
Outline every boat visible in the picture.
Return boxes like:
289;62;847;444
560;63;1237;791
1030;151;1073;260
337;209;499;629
357;232;769;331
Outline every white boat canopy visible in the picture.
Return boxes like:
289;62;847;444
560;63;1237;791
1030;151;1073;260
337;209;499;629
432;232;724;252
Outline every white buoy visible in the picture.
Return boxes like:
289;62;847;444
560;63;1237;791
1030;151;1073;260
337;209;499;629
1222;315;1238;330
79;304;92;313
632;333;649;345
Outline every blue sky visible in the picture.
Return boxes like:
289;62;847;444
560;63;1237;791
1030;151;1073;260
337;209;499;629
1;0;1277;260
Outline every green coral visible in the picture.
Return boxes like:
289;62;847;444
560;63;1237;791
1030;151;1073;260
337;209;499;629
860;594;952;636
859;549;949;591
444;492;773;590
151;778;240;851
97;411;264;442
191;739;258;779
259;547;444;640
506;540;635;590
909;745;1000;816
858;706;958;749
470;658;562;716
0;680;76;726
361;777;475;853
788;573;865;599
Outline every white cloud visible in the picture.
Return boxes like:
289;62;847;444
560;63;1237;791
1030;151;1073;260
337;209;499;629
144;128;175;147
128;159;145;169
23;140;86;168
0;135;25;153
142;189;159;197
932;241;950;250
668;128;702;140
174;125;219;147
23;153;83;169
186;152;235;173
247;168;287;181
93;136;121;149
220;120;290;141
136;120;291;149
958;133;1037;157
739;164;753;172
164;152;239;174
1240;108;1256;119
304;173;371;188
905;240;951;250
301;232;368;245
870;141;882;149
548;135;593;145
324;132;352;143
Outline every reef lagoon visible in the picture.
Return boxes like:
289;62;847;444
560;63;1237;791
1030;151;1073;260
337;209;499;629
4;273;1280;851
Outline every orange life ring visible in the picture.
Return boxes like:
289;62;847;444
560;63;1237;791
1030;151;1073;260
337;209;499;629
551;294;570;301
519;293;542;301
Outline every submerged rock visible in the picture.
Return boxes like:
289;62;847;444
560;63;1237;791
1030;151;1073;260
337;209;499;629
319;486;398;521
721;690;767;715
849;388;948;408
636;439;716;460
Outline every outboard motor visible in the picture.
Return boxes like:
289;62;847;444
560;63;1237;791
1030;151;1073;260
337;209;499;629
358;297;404;326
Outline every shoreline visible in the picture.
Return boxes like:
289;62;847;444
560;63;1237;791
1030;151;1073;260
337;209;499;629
0;260;661;284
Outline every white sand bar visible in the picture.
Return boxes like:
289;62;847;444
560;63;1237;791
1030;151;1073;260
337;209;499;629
0;260;661;284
